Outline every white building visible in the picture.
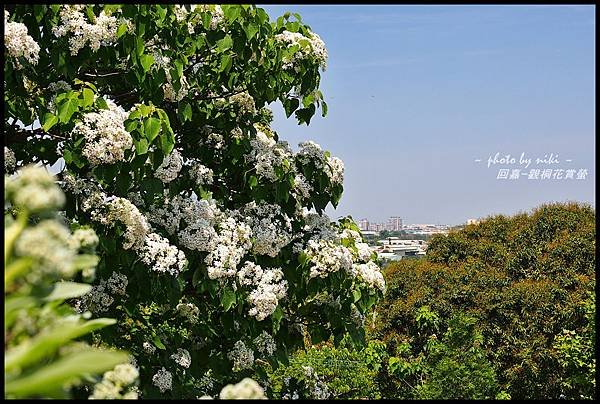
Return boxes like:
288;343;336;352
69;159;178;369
387;216;403;231
375;237;427;261
358;218;370;231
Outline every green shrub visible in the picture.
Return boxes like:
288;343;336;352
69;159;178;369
373;202;596;399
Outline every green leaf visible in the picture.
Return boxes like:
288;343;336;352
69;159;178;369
42;113;58;132
222;5;241;23
248;175;258;189
245;23;259;40
96;97;108;110
33;5;46;22
352;289;362;303
192;267;204;288
220;287;236;312
135;138;149;155
57;98;79;124
5;318;117;372
321;100;328;117
135;37;145;56
283;98;299;118
140;53;154;73
124;119;138;132
143;117;161;142
216;34;233;52
85;6;96;23
159;122;175;154
219;54;232;73
81;88;95;108
175;59;184;79
155;5;167;25
272;305;284;332
5;349;128;398
43;281;92;302
152;335;166;350
116;22;128;39
181;102;192;122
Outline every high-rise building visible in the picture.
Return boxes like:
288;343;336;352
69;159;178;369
388;216;403;231
358;218;370;231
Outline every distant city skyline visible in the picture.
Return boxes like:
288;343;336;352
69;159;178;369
262;5;595;224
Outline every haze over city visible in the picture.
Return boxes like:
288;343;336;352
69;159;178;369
262;5;595;225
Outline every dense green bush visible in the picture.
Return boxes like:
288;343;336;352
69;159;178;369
373;202;596;400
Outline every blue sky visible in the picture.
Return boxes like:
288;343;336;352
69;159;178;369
261;5;595;225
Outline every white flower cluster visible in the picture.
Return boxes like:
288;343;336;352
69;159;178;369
103;196;151;250
231;126;244;140
89;363;139;399
143;341;156;354
300;209;338;243
80;186;187;276
292;173;312;200
154;149;183;183
326;156;344;186
176;301;200;324
253;331;276;357
189;161;214;187
229;91;256;115
274;30;328;71
246;128;292;182
148;44;190;102
354;261;386;293
61;171;92;196
170;348;191;369
178;217;218;252
174;4;224;33
47;80;72;94
219;378;266;400
52;5;130;55
241;201;293;257
148;193;221;252
69;227;100;251
227;340;254;372
237;261;288;321
76;271;128;313
340;229;372;261
205;217;252;280
73;99;133;166
296;140;327;169
106;271;128;296
302;366;331;400
303;238;353;279
296;141;344;189
139;232;187;276
126;191;145;208
195;372;215;397
5;146;16;173
162;75;190;103
5;165;65;212
15;220;77;281
338;229;385;292
152;367;173;393
4;10;40;69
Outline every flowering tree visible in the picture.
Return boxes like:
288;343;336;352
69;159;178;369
4;4;385;398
